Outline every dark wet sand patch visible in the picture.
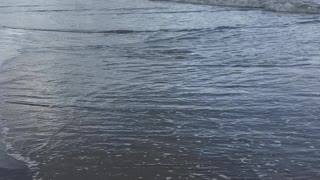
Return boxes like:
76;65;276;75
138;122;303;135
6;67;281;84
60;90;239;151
0;142;32;180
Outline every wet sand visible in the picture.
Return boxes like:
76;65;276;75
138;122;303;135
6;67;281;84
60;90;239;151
0;142;32;180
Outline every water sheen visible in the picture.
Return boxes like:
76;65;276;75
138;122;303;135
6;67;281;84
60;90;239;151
0;0;320;179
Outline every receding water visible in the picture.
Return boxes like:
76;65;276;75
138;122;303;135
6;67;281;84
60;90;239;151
1;0;320;179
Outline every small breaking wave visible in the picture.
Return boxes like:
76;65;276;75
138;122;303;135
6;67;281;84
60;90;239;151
151;0;320;13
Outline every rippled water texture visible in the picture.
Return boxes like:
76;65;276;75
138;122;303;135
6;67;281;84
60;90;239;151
1;0;320;179
152;0;320;14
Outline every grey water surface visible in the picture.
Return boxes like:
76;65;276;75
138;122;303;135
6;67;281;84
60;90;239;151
1;0;320;179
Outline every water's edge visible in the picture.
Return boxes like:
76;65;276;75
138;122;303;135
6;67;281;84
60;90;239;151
0;141;32;180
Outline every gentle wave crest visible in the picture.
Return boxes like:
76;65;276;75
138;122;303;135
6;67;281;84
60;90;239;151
0;26;206;34
0;25;240;34
151;0;320;13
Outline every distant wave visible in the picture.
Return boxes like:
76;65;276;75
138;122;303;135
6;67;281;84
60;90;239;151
0;26;155;34
0;60;3;68
151;0;320;13
0;25;238;34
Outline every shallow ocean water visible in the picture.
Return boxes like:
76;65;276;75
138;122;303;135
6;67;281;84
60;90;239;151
1;0;320;179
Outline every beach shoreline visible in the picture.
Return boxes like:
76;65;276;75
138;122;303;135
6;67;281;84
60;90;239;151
0;142;32;180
